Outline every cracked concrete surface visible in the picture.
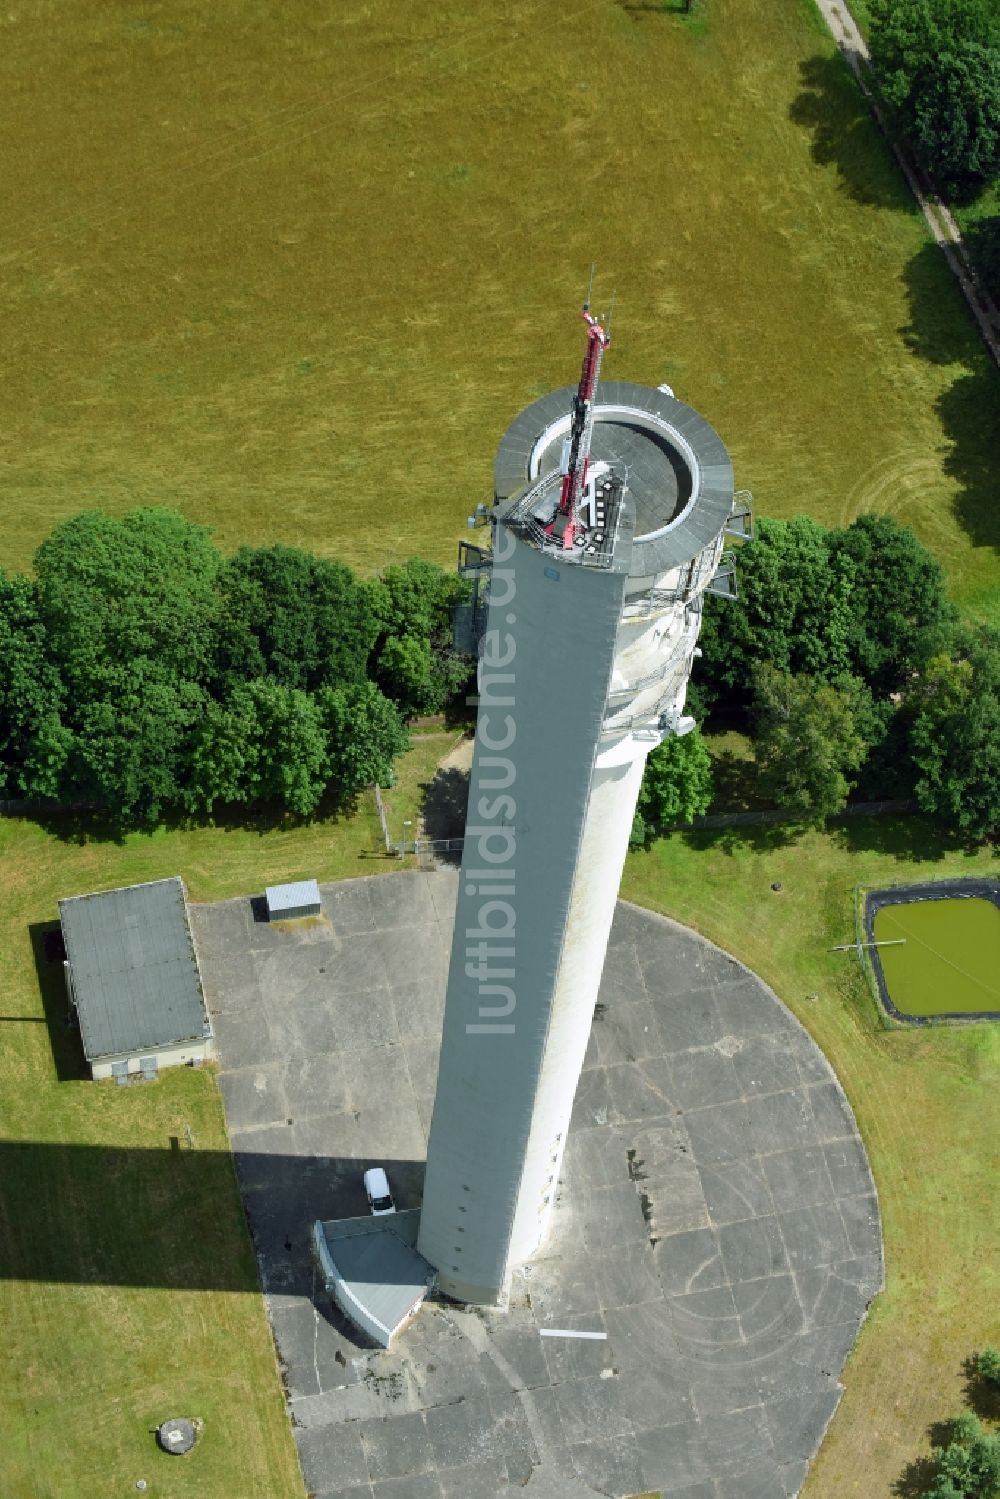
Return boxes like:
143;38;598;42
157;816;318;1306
190;871;883;1499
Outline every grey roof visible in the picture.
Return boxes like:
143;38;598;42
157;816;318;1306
266;879;320;914
314;1210;432;1345
494;380;733;575
59;877;210;1061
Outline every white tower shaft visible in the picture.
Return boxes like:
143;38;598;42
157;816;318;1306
417;337;737;1304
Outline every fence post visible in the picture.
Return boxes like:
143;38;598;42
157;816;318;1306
372;784;396;855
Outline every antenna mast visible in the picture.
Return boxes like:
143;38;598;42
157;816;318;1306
551;287;611;550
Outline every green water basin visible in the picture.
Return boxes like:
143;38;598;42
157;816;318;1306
872;897;1000;1018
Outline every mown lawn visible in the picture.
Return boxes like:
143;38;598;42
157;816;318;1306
0;746;432;1499
0;0;997;617
622;818;1000;1498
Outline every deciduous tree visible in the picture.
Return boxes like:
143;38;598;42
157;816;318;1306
926;1411;1000;1498
317;680;410;799
828;513;952;694
214;544;380;693
186;687;267;815
751;664;868;823
869;0;1000;192
34;507;222;697
244;679;330;818
636;728;714;840
905;628;1000;841
372;557;472;716
0;571;69;798
975;1347;1000;1389
67;668;207;825
698;517;854;703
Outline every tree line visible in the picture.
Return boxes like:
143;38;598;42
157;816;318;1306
1;503;994;843
634;512;998;843
868;0;1000;298
0;507;471;826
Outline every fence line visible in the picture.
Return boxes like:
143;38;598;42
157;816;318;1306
0;788;918;854
663;798;915;834
372;784;394;854
399;799;919;866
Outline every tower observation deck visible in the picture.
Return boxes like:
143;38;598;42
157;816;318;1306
417;312;747;1305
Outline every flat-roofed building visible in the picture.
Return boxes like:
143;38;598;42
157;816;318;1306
59;876;214;1081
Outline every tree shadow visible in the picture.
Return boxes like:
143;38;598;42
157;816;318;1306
23;787;376;848
790;55;1000;553
679;820;803;856
892;1452;938;1497
788;54;914;211
901;234;1000;553
963;1351;1000;1422
892;1382;1000;1495
828;812;966;862
900;239;986;367
24;802;131;847
419;765;470;847
926;1417;958;1451
617;0;695;12
707;750;764;815
935;365;1000;551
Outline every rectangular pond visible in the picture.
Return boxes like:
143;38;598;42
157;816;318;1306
872;895;1000;1019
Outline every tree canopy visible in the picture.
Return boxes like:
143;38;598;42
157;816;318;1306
32;509;223;823
827;513;952;692
697;516;854;701
697;513;950;709
869;0;1000;192
371;557;472;716
633;728;714;845
34;507;222;698
904;624;1000;841
750;664;869;824
0;570;70;798
213;544;380;693
3;502;991;847
10;507;448;827
925;1411;1000;1498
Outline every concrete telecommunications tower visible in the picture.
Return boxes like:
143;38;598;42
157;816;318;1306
417;303;748;1305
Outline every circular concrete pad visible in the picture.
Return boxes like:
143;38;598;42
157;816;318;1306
156;1418;196;1454
195;872;883;1499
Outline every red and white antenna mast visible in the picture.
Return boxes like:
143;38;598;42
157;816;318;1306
553;287;611;550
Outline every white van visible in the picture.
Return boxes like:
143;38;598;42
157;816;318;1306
363;1166;396;1215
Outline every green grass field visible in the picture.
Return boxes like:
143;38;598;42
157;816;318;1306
0;0;997;617
2;0;999;1495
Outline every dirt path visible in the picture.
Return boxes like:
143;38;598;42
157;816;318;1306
814;0;1000;369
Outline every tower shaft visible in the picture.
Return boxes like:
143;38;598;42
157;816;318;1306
417;320;738;1304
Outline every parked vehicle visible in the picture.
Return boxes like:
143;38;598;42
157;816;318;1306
363;1166;396;1215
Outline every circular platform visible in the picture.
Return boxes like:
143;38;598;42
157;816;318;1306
493;381;734;576
156;1418;196;1455
196;871;884;1499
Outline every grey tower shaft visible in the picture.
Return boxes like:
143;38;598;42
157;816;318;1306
417;375;739;1305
